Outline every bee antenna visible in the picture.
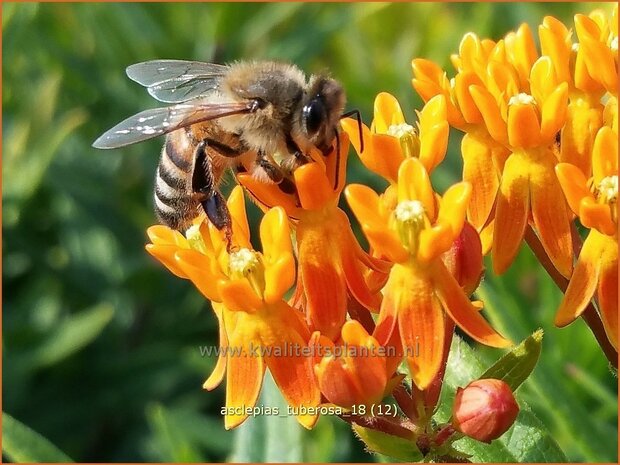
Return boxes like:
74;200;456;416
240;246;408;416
340;109;364;153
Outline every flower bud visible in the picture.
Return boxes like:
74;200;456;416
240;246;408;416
312;321;389;409
451;379;519;443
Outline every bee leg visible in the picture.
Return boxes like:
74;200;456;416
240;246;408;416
192;141;233;249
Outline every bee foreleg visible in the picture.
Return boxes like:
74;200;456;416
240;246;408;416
192;141;233;249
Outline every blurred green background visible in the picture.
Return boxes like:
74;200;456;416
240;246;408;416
2;2;617;462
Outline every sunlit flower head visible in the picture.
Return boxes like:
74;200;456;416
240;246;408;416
146;187;319;430
346;158;511;389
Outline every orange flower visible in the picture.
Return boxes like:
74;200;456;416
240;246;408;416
539;14;605;177
346;157;511;389
238;133;387;341
311;320;401;409
146;187;320;429
555;126;618;348
412;42;511;254
342;92;448;183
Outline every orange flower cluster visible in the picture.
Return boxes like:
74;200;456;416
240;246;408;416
413;6;617;350
144;5;616;446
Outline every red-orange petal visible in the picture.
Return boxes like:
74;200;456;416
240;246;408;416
555;230;602;327
203;302;229;391
493;152;530;274
382;264;445;389
224;337;265;430
431;261;511;348
263;307;319;429
597;236;618;349
529;150;574;278
462;132;500;230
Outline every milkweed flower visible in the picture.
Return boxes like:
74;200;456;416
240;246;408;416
238;133;388;340
413;27;575;278
146;187;320;429
345;157;511;389
555;126;618;349
310;320;401;409
341;92;449;182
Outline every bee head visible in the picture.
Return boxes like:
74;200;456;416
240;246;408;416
301;76;345;152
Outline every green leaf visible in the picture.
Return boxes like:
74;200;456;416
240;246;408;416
229;372;304;462
351;424;423;462
436;336;568;462
2;412;73;462
29;303;114;368
145;403;205;462
480;329;543;391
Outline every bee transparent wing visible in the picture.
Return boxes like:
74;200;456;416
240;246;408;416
126;60;228;103
92;101;253;149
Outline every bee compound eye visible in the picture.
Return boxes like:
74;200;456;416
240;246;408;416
302;98;326;136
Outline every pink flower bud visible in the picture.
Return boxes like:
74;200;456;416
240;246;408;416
451;379;519;443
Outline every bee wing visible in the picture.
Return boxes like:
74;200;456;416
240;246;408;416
92;101;253;149
126;60;228;103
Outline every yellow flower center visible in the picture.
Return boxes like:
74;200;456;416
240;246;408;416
185;224;207;254
610;36;618;53
571;42;579;53
228;248;266;298
509;93;537;106
394;200;426;255
387;123;420;159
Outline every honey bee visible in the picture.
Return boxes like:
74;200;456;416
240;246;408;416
93;60;361;238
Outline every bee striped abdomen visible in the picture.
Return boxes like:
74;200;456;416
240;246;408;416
154;133;200;231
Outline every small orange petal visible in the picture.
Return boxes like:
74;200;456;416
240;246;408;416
370;134;406;184
146;244;189;279
493;153;530;274
374;92;406;133
555;163;591;215
539;16;572;84
218;279;263;313
227;186;250;243
555;230;602;327
294;163;336;210
260;207;295;304
580;198;617;236
470;85;508;145
540;83;568;143
592;126;618;180
397;158;436;219
507;102;541;148
203;303;229;391
236;173;299;218
454;71;484;124
175;249;225;300
147;224;189;247
418;95;449;172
